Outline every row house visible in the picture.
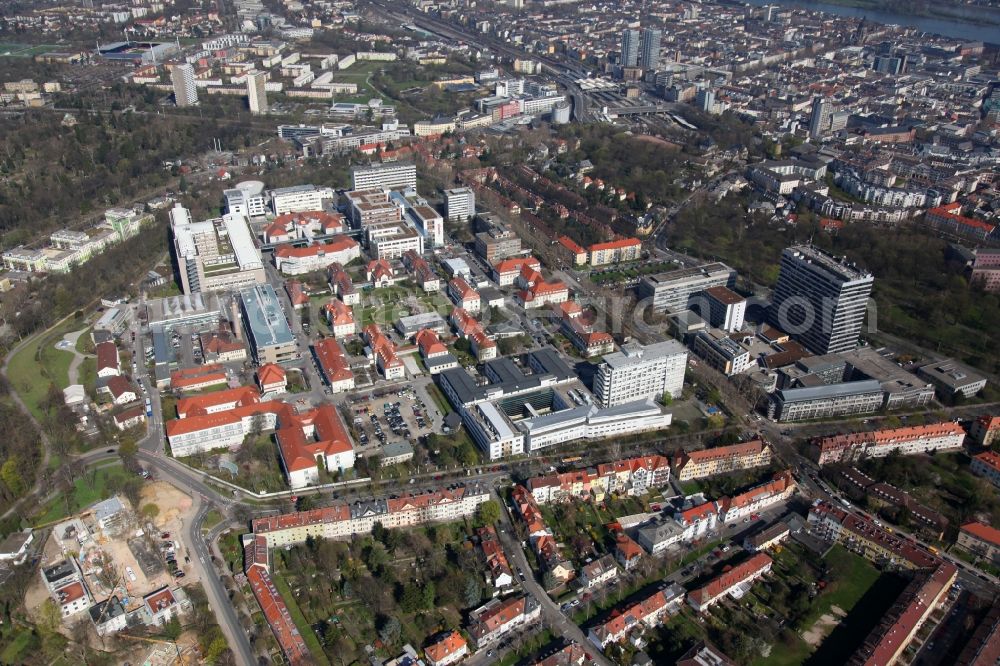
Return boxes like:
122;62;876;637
687;553;773;613
579;554;618;590
587;588;673;650
424;631;469;666
478;525;514;589
971;450;1000;488
511;486;574;583
673;440;773;481
717;470;796;524
243;534;314;665
806;502;943;571
808;422;966;466
251;483;492;547
467;594;541;648
526;455;671;504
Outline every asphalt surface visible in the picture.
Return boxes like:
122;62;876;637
493;489;612;666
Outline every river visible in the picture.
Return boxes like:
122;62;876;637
737;0;1000;44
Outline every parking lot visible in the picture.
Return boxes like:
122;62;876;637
349;387;434;454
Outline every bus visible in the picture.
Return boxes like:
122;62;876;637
145;398;152;417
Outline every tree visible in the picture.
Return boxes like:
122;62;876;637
38;598;61;634
1;457;25;497
476;500;501;526
377;615;401;645
162;615;182;640
141;503;160;519
463;576;482;608
118;438;138;462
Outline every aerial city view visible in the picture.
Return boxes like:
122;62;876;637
0;0;999;663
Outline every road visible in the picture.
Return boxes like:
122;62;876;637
493;490;611;666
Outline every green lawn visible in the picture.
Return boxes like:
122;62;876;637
34;464;132;525
754;632;813;666
8;318;86;419
425;384;453;416
0;628;37;663
203;509;224;531
272;573;332;666
680;480;701;495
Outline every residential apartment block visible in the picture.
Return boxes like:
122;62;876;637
587;588;674;650
808;422;966;466
587;238;641;266
252;483;491;547
688;553;773;613
444;187;475;222
468;595;541;648
526;455;672;504
957;522;1000;566
971;451;1000;488
717;471;795;524
673;439;773;481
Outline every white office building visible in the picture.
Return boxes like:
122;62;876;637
224;181;268;218
351;163;417;191
444;187;475;222
594;340;687;407
170;204;266;295
270;184;335;215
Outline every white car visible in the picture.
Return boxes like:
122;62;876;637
126;566;137;582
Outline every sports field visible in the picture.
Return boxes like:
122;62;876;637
0;43;61;57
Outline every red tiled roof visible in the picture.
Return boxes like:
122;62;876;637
719;470;793;513
313;338;353;384
96;341;119;372
274;236;358;259
324;300;355;327
961;522;1000;547
815;422;966;454
166;400;282;438
257;363;286;387
494;256;540;275
416;328;447;357
973;450;1000;473
681;439;768;464
689;553;772;606
106;375;136;400
678;501;719;525
176;385;260;418
588;237;641;253
246;566;311;664
557;235;586;255
275;403;353;472
425;631;467;664
363;324;402;370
